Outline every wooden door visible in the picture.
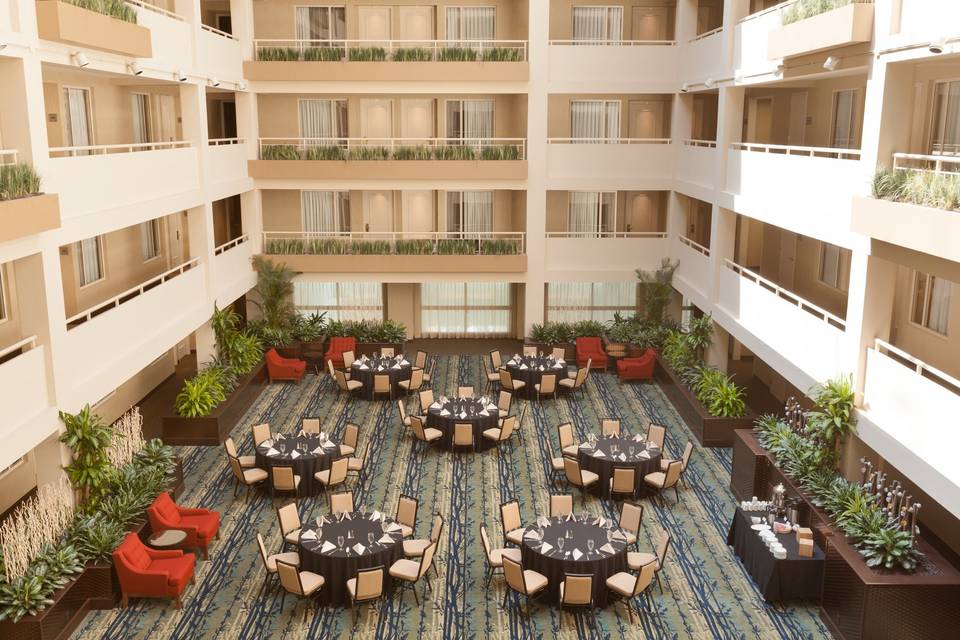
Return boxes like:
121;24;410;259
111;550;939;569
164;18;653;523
628;100;663;139
363;191;394;235
359;6;392;46
360;99;394;140
398;6;433;42
632;7;667;40
402;190;434;237
400;99;434;142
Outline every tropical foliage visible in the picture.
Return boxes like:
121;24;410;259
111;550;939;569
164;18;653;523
0;162;41;201
58;405;114;507
636;258;679;324
782;0;871;25
66;0;137;23
872;166;960;212
260;143;521;162
529;320;608;344
325;319;407;343
263;236;522;256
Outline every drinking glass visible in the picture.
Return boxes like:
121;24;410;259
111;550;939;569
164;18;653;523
587;539;595;553
628;445;636;457
337;535;344;548
557;537;565;552
348;529;354;540
368;532;375;546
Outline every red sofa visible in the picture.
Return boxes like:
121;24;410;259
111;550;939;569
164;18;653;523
147;492;220;560
576;337;608;370
113;532;195;608
616;349;657;382
324;336;356;369
265;348;306;383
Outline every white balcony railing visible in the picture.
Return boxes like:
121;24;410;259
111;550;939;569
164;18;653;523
253;39;527;61
201;23;236;40
0;335;37;362
678;235;711;256
0;149;17;165
682;139;717;148
209;137;243;146
730;141;861;160
125;0;183;21
725;260;846;329
547;137;671;145
549;39;676;46
214;234;249;256
262;230;525;255
49;140;191;158
544;231;668;239
65;258;200;328
874;339;960;394
690;26;723;43
893;152;960;174
259;137;526;160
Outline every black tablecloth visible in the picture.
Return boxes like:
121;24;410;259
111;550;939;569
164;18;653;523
505;355;568;399
254;432;342;496
350;356;413;400
299;512;405;605
726;507;824;602
520;515;629;607
426;397;501;451
577;435;662;498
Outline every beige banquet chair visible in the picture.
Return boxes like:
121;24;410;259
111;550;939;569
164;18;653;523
646;423;666;450
409;415;443;450
497;390;512;418
549;494;574;518
313;457;348;505
347;441;371;487
335;370;364;396
389;541;437;606
340;423;359;456
301;418;320;434
522;345;537;357
661;440;695;487
501;554;548;617
500;499;525;546
457;385;474;398
380;347;395;358
255;532;300;594
329;490;354;515
563;456;599;501
395;494;419;538
601;419;621;437
327;358;351;381
605;560;657;624
628;531;672;594
560;573;596;630
551;346;567;360
276;502;302;551
558;365;589;397
498;368;526;394
228;455;267;502
404;513;444;577
397;399;412;431
347;566;385;626
270;466;301;503
414;350;431;384
373;374;393;401
618;501;644;549
644;460;683;502
418;389;435;415
342;350;356;369
453;423;475;452
535;374;558;401
482;358;500;393
252;423;271;447
398;368;424;396
275;559;325;622
482;415;516;451
479;523;521;588
224;437;254;469
557;422;580;456
489;349;503;370
609;467;638;501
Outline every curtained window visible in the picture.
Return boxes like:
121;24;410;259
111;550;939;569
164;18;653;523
446;191;493;235
567;192;615;236
294;282;383;322
911;271;952;336
446;6;495;42
446;100;494;142
302;191;349;233
63;87;93;152
830;89;857;149
131;93;150;145
930;80;960;155
421;282;511;337
570;100;620;142
140;219;161;261
299;99;348;141
77;236;104;287
572;6;623;43
547;282;637;323
296;6;346;42
818;242;849;291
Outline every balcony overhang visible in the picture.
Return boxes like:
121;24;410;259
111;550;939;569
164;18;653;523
767;3;873;60
243;61;528;83
0;194;61;243
36;0;153;58
257;253;527;274
248;159;527;181
852;196;960;265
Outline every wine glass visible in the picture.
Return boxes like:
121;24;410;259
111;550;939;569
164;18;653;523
606;530;614;544
380;520;388;534
628;445;636;457
587;539;595;554
337;535;345;548
557;537;565;552
367;532;375;546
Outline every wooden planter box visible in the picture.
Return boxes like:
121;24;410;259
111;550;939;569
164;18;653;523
35;1;152;58
161;361;268;446
0;193;60;244
653;354;755;447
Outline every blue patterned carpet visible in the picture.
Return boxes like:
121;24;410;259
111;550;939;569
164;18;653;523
73;355;830;639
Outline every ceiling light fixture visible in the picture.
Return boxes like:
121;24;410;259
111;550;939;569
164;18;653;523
773;65;784;78
176;69;188;82
823;56;839;71
209;77;221;87
929;37;947;54
704;77;715;89
680;82;689;93
238;80;248;91
128;62;143;76
73;52;90;67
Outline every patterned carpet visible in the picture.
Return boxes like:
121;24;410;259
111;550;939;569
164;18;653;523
73;355;830;640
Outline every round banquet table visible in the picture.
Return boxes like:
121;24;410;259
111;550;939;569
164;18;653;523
577;434;662;498
520;515;630;607
299;511;405;605
349;355;413;401
254;432;342;496
425;396;500;451
505;355;569;399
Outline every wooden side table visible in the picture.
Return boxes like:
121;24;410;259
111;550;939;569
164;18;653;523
147;529;187;549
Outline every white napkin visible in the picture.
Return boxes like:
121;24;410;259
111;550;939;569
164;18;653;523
359;364;369;370
392;363;401;370
370;511;382;521
487;403;498;411
440;409;450;416
519;364;528;370
524;530;541;540
539;542;553;554
321;541;336;553
430;402;442;409
633;434;643;442
611;531;627;541
459;412;467;419
387;522;402;533
319;432;327;440
266;447;280;456
479;410;489;416
312;447;323;454
352;543;366;555
538;365;545;371
378;534;394;544
592;449;606;458
639;450;651;459
301;530;317;540
262;439;273;448
599;543;616;554
558;359;565;365
617;453;626;461
579;442;592;449
507;359;518;366
400;359;409;366
376;365;384;371
291;450;302;459
553;362;563;369
572;549;583;560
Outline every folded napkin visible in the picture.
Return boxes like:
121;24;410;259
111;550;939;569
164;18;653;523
320;432;327;440
599;543;616;555
290;450;301;459
301;530;317;541
519;364;528;370
558;359;565;365
572;549;583;560
352;543;366;555
639;450;651;459
378;534;394;544
262;439;273;448
316;516;328;526
359;364;369;370
579;442;592;449
538;365;545;371
392;363;401;369
459;412;467;419
274;433;284;440
524;530;542;540
312;446;323;454
553;362;563;369
387;522;402;533
479;410;489;416
370;510;382;521
400;359;409;366
617;453;626;461
440;409;451;416
266;447;280;456
321;541;336;554
376;365;384;371
430;402;442;409
487;403;498;411
592;449;606;458
611;531;627;542
507;359;518;366
539;542;553;554
633;434;643;442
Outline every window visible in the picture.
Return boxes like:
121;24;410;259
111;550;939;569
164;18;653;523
572;6;623;42
295;6;346;42
298;99;348;141
302;191;349;233
131;93;150;145
911;271;952;335
570;100;620;141
63;87;93;151
445;6;495;42
930;80;960;155
567;192;615;236
421;282;511;337
818;242;849;290
830;89;857;149
446;191;493;234
547;282;637;323
140;219;161;261
446;100;494;141
294;282;382;321
77;236;104;287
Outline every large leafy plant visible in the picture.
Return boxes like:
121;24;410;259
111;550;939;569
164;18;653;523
175;368;228;417
636;258;678;323
59;405;114;507
326;319;407;343
248;256;297;347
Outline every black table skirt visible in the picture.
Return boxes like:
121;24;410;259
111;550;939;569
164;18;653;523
254;439;342;496
506;363;567;400
299;516;404;606
426;411;500;452
349;363;412;401
577;438;662;498
726;507;824;602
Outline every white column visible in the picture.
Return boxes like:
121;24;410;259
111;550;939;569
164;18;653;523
194;319;217;368
843;251;897;404
0;57;48;167
708;206;736;303
675;0;698;43
230;0;256;61
236;88;259;160
715;85;744;190
705;321;730;373
240;189;263;253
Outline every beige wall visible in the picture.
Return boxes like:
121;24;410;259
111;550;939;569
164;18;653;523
897;59;960;156
890;264;960;379
549;0;676;40
547;93;673;138
0;261;24;351
252;0;528;41
545;190;667;233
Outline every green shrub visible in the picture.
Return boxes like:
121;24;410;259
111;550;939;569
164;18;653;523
480;238;522;254
392;145;434;160
396;239;434;255
291;311;328;341
438;47;478;61
393;47;433;61
481;47;523;62
261;144;300;160
349;146;391;160
480;144;521;160
66;0;137;23
350;239;392;254
304;144;346;160
0;163;42;201
872;166;960;211
303;45;344;61
174;368;227;417
349;47;387;61
326;319;407;342
59;405;114;508
783;0;872;25
436;238;475;254
256;47;301;61
694;367;746;418
434;145;476;160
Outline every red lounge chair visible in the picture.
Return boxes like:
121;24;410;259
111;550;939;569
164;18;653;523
324;336;356;369
266;348;307;383
147;492;220;560
617;349;657;382
576;337;608;370
113;532;195;609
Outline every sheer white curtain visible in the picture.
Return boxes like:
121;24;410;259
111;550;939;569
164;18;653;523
592;282;636;322
571;100;619;141
568;192;598;236
421;282;510;336
140;220;159;260
547;282;636;322
77;236;102;286
572;6;622;42
299;99;346;140
931;80;960;154
294;281;382;321
446;7;495;41
302;191;347;233
296;6;346;41
928;276;952;335
464;100;494;140
463;191;493;233
131;94;150;145
64;88;92;149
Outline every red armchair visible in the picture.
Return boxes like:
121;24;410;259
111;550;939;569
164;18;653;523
147;492;220;560
617;349;657;382
576;337;608;370
324;336;356;369
265;348;306;383
113;533;195;608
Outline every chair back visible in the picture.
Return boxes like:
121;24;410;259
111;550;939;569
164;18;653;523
276;560;304;595
327;359;337;379
498;415;516;440
573;366;589;388
255;533;271;569
502;554;528;594
334;370;351;391
224;437;240;458
563;456;585;486
409;415;427;441
557;422;574;449
380;347;395;358
576;336;602;352
252;423;270;447
632;561;657;596
408;368;424;390
523;345;537;357
277;502;301;537
490;350;502;369
584;358;593;375
328;457;349;484
227;454;246;484
429;513;445;543
663;460;683;488
457;385;474;398
302;418;320;434
539;374;556;394
500;499;521;533
374;374;390;394
454;423;473;447
680;440;695;471
562;574;594;606
479;523;493;561
419;541;438;578
343;423;359;448
549;494;573;518
619;501;643;535
272;466;297;491
419;389;435;413
357;441;371;465
397;495;418;529
611;467;636;494
415;350;428;369
601;419;621;436
343;350;356;368
354;566;384;602
330;491;354;515
551;346;566;360
646;423;666;450
498;368;514;390
397;400;408;423
656;531;672;567
497;390;512;413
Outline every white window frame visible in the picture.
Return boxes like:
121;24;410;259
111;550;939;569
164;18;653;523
61;85;95;149
567;191;617;237
294;282;384;322
910;270;952;337
445;6;497;41
445;99;495;141
570;99;621;141
546;282;638;323
420;282;512;336
140;219;161;262
300;190;350;233
76;236;105;289
446;191;494;235
817;242;848;292
297;98;348;141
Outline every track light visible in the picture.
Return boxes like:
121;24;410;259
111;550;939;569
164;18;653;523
704;77;714;89
0;43;7;51
209;77;220;87
929;37;947;54
238;80;247;91
773;64;784;78
680;82;689;93
823;56;839;71
176;69;187;82
72;52;89;67
128;62;143;76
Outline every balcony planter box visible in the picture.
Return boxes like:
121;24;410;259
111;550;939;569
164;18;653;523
0;193;60;244
161;360;268;446
256;253;527;274
851;196;960;264
767;2;873;60
35;1;152;58
653;354;755;447
249;159;527;182
243;60;528;83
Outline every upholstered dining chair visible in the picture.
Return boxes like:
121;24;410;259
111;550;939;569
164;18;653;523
340;423;359;456
609;467;638;501
397;400;412;431
453;423;474;452
335;370;363;396
313;457;348;504
342;350;356;369
418;389;435;415
549;494;574;518
255;532;300;596
409;415;443;449
498;368;526;393
228;455;267;502
557;422;580;456
535;374;558;401
276;502;301;552
644;460;683;502
497;390;512;418
482;415;516;451
404;513;444;577
395;495;418;538
329;490;354;515
628;531;671;594
618;501;644;549
224;437;254;469
414;350;431;384
389;541;437;606
563;456;599;501
490;349;503;370
523;345;537;357
551;346;567;360
500;499;524;545
347;566;385;626
275;559;325;622
301;418;320;434
501;554;548;617
512;402;527;442
602;418;621;436
380;347;395;357
560;573;596;630
558;365;589;397
549;449;566;486
457;385;474;398
661;441;695;487
646;423;666;450
271;466;301;502
605;560;657;624
327;358;350;381
398;368;424;396
347;441;371;487
252;423;271;447
482;358;500;393
373;374;393;401
479;523;521;588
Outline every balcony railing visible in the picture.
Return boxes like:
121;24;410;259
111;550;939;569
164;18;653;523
209;137;243;146
874;339;960;395
49;140;191;158
0;149;17;165
263;231;525;256
690;26;723;42
201;23;236;40
125;0;183;21
65;257;200;328
679;235;711;256
545;231;668;239
892;152;960;174
258;137;526;161
725;259;846;329
253;39;527;62
549;39;676;46
547;137;671;145
731;141;860;160
682;139;717;148
0;335;37;363
214;234;248;256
